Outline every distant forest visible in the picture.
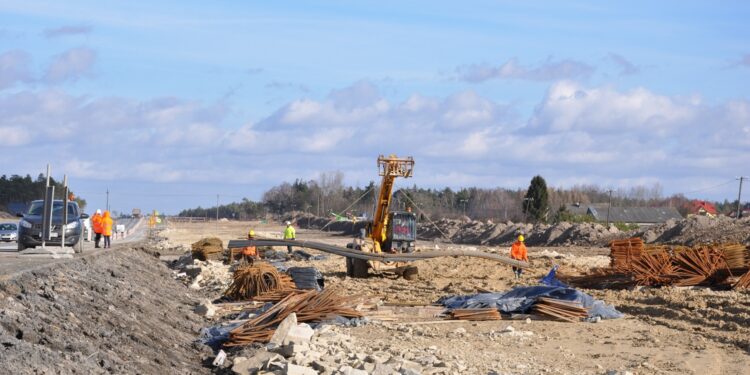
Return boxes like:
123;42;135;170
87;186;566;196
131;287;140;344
0;174;86;213
178;172;742;223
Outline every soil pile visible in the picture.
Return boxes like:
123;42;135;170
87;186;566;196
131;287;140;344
292;213;750;247
636;215;750;245
0;249;210;374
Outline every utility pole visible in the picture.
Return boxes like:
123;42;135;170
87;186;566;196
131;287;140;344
737;177;749;219
216;194;220;232
606;189;613;227
106;188;110;212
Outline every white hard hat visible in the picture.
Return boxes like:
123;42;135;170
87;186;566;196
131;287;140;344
286;221;291;225
96;209;102;214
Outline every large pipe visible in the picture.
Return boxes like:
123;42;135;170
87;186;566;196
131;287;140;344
228;239;530;269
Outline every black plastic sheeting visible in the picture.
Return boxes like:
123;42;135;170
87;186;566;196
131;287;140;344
438;285;623;320
287;267;325;290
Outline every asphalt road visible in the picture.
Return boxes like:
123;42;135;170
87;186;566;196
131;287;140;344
0;217;146;278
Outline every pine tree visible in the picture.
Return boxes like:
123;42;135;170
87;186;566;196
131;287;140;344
523;175;549;223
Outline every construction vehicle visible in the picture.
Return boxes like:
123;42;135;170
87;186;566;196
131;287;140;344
345;155;418;278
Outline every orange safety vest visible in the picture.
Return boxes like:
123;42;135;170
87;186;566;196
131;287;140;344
241;245;257;257
92;214;103;234
102;213;113;236
510;241;528;261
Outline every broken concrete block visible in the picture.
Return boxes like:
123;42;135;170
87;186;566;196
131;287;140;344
339;365;368;375
232;352;282;375
283;323;315;345
501;325;515;333
194;300;216;318
285;363;317;375
399;360;423;375
270;313;298;345
372;363;396;375
212;349;227;366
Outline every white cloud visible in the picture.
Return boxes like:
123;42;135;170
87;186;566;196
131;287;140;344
457;57;595;83
528;81;692;134
44;47;96;83
0;50;32;89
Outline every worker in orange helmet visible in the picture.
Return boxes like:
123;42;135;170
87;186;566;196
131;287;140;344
91;209;104;248
510;234;528;280
102;211;114;249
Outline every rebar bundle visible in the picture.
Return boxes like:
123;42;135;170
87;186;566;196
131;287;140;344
672;247;727;286
734;269;750;289
226;289;363;347
450;308;501;321
630;251;678;286
224;262;297;301
531;297;589;323
609;238;644;271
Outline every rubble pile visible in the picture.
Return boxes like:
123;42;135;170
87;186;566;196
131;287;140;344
172;255;232;293
231;323;459;375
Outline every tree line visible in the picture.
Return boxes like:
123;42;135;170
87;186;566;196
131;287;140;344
178;172;737;223
0;174;86;213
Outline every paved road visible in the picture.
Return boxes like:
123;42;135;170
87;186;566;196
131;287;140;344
0;217;146;278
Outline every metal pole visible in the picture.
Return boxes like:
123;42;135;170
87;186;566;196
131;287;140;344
606;189;613;226
42;165;51;249
61;175;67;249
737;177;748;219
216;194;219;232
106;188;110;212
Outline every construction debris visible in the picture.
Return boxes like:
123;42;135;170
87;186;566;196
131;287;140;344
531;297;589;323
734;269;750;289
226;289;363;347
449;308;501;321
224;262;297;301
191;237;224;261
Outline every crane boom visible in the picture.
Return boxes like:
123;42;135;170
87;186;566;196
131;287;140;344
371;155;414;252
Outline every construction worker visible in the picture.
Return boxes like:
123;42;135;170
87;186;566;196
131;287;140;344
240;229;258;264
510;234;528;280
283;221;296;253
91;209;103;248
102;211;113;249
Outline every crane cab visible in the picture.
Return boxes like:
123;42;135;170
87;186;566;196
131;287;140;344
384;211;417;253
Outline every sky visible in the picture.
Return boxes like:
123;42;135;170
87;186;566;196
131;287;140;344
1;1;749;214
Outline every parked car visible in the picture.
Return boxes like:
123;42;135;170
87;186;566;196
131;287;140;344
16;200;89;251
0;222;18;242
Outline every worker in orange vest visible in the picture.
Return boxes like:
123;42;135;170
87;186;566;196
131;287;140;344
510;234;528;280
91;209;104;248
240;229;258;264
102;211;114;249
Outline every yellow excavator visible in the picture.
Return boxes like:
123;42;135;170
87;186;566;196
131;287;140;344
345;155;418;278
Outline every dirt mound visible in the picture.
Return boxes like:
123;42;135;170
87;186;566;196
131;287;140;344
637;216;750;245
0;248;210;374
420;219;622;247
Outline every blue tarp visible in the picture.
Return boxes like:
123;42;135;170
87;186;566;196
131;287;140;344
438;285;623;320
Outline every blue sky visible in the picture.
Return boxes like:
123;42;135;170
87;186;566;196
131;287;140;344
1;1;749;214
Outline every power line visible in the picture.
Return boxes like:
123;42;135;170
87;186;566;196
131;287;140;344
680;179;736;195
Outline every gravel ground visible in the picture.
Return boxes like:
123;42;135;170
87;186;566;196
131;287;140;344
0;246;212;374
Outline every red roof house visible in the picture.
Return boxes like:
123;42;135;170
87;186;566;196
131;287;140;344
689;200;718;217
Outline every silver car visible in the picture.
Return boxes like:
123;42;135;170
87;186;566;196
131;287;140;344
0;222;18;242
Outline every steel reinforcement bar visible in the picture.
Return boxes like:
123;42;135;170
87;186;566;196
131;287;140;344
228;239;530;268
